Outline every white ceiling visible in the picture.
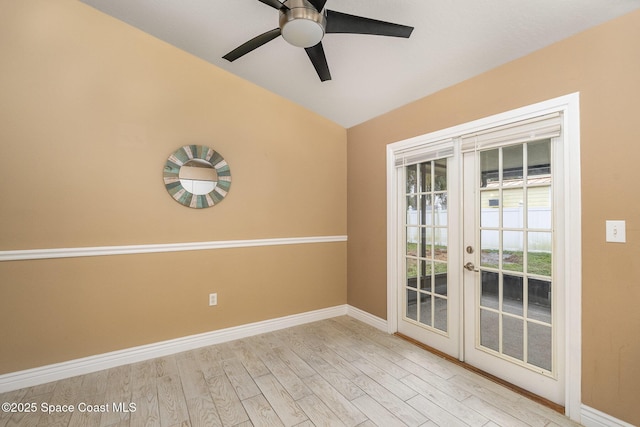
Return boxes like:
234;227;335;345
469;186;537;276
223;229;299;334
80;0;640;128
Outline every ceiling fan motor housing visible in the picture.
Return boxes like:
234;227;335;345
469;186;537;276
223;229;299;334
279;0;326;48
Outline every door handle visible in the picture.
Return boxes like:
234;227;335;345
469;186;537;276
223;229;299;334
464;262;479;272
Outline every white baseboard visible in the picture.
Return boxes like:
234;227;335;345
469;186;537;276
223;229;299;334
346;305;388;331
581;405;636;427
0;304;349;393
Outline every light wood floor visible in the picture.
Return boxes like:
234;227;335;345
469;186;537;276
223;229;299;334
0;316;581;427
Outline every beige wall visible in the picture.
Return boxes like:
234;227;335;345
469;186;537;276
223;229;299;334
0;0;346;372
347;10;640;425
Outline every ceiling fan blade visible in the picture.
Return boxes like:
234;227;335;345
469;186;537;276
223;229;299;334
305;42;331;81
307;0;328;11
325;10;414;38
257;0;288;10
223;28;281;62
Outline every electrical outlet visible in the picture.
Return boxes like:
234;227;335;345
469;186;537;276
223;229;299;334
209;293;217;306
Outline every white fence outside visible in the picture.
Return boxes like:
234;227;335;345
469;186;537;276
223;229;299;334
407;207;552;252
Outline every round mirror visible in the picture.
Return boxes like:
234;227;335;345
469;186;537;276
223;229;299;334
163;145;231;208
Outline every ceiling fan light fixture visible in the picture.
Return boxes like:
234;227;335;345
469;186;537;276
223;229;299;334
279;0;326;48
281;19;323;47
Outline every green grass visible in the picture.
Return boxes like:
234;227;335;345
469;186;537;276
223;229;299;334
481;250;551;276
406;244;551;277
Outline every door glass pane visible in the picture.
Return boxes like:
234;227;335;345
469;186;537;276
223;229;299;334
502;274;523;316
406;290;417;321
480;149;499;188
528;322;552;371
421;227;432;259
503;315;524;361
435;228;447;261
502;144;524;183
434;297;447;332
528;232;552;276
481;271;499;309
480;230;499;268
419;293;432;326
434;159;447;191
421;194;432;226
528;279;551;323
406;227;418;256
527;140;551;183
480;309;499;352
406;196;418;225
420;162;432;192
502;188;524;228
481;190;500;227
434;262;447;296
435;194;447;226
407;258;417;288
406;165;418;193
528;186;551;229
503;231;523;272
421;261;432;292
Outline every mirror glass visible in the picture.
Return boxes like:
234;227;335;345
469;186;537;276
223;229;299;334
179;159;218;195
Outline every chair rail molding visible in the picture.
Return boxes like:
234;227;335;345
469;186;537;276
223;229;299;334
0;235;348;262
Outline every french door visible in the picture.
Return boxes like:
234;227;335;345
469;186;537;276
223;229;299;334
393;108;573;407
462;139;564;404
397;156;461;357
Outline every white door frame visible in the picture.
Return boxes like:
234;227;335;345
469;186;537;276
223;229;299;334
386;93;581;421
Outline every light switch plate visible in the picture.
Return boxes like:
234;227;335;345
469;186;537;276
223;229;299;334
606;220;626;243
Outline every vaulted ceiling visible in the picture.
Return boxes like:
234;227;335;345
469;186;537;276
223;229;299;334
80;0;640;127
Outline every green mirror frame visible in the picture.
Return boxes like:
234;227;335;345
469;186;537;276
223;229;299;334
163;145;231;208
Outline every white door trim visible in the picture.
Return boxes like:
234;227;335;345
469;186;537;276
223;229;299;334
387;93;581;422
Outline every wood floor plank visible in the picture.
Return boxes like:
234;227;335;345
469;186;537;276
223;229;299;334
130;360;161;427
4;391;49;427
349;345;411;380
293;348;365;401
273;347;316;379
296;394;347;427
206;374;249;427
228;339;271;378
303;374;367;427
350;358;417;401
406;394;468;427
258;351;312;401
154;356;179;378
193;347;224;379
313;345;362;380
394;357;471;402
99;365;133;427
157;374;189;427
40;375;84;427
401;374;488;427
351;374;427;427
242;394;284;427
448;374;555;426
350;395;406;427
254;374;308;426
185;396;222;427
176;357;209;399
221;359;261;401
461;395;532;427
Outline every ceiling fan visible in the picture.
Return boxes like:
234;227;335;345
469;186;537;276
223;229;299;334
222;0;414;81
